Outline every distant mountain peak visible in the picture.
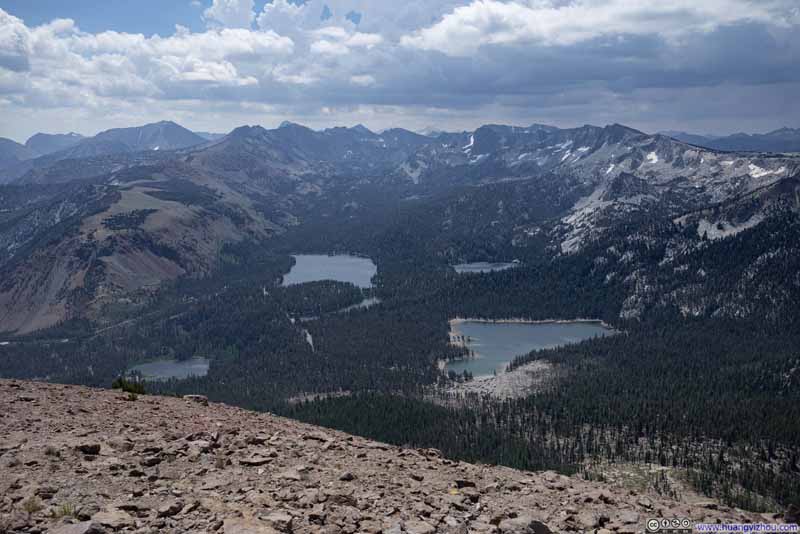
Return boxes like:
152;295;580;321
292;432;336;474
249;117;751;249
769;127;800;135
229;125;269;138
350;124;374;135
416;126;446;137
23;132;86;156
668;127;800;153
279;121;309;130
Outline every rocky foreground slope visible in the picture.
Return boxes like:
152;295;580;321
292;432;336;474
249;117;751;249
0;380;785;534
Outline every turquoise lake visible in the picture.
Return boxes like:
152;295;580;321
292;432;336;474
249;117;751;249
282;254;377;288
128;357;210;381
447;321;611;377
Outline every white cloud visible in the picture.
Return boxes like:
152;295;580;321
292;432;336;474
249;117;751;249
203;0;255;29
350;74;376;86
256;0;312;37
401;0;797;56
0;9;31;71
0;2;799;140
310;27;382;55
0;7;294;109
310;39;349;56
272;65;319;85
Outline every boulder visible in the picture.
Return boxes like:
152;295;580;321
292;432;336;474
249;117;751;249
223;517;281;534
91;509;134;530
263;511;293;532
405;520;436;534
77;444;101;455
498;516;553;534
157;500;184;518
49;522;107;534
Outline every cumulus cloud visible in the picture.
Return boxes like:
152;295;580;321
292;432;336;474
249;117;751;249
203;0;255;29
350;74;376;86
0;7;294;107
309;27;382;55
0;2;799;139
0;9;31;71
401;0;798;56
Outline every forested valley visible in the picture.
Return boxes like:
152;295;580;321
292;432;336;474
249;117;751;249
1;182;799;513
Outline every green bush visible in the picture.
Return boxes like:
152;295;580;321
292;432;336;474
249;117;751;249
111;377;146;395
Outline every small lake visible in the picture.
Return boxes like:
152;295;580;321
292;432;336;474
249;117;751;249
447;321;611;377
128;357;210;381
453;262;518;274
282;254;376;288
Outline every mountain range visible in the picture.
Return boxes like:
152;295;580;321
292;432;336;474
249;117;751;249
2;118;800;513
0;119;798;333
663;127;800;153
24;132;85;155
0;121;208;182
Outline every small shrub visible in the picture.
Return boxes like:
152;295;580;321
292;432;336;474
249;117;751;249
51;503;76;519
22;497;44;515
111;377;146;395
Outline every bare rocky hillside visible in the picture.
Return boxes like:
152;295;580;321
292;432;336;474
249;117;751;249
0;380;788;534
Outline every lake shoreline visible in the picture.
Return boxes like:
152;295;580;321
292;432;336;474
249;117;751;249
445;318;615;379
282;254;377;289
127;356;210;382
449;317;615;330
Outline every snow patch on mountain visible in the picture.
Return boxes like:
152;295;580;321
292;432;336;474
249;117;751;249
697;215;765;240
400;160;428;184
748;163;785;178
463;135;474;154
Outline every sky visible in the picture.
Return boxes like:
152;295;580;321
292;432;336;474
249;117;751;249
0;0;799;142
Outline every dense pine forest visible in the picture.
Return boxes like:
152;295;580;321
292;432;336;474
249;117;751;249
1;193;799;513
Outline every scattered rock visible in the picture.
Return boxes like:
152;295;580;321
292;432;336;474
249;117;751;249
140;456;161;467
183;395;209;406
48;522;107;534
223;517;281;534
276;468;304;481
77;443;101;455
498;516;553;534
92;509;134;530
0;379;768;534
240;455;273;467
157;500;184;518
405;519;436;534
263;511;293;532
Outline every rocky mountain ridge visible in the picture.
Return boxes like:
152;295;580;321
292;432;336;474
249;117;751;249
24;133;85;157
0;138;38;171
664;128;800;153
0;379;788;534
0;122;207;184
0;119;798;334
